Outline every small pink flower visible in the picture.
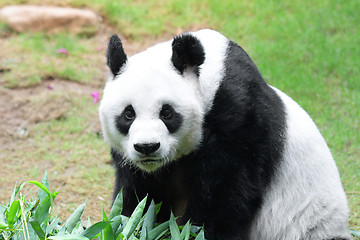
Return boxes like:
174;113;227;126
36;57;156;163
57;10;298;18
56;48;69;56
46;85;53;90
91;91;100;103
97;46;104;51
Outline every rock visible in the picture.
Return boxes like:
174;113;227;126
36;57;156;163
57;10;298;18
0;5;101;35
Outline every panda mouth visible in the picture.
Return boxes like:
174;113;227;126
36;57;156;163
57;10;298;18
139;158;161;164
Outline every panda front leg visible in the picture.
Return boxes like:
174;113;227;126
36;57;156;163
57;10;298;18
111;148;149;217
181;167;262;240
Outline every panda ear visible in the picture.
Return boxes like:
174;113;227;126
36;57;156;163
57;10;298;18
171;34;205;76
106;34;127;77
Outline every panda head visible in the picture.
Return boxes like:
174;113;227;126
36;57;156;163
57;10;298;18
99;33;206;172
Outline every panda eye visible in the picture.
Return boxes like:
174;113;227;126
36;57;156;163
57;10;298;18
160;105;173;120
124;106;136;121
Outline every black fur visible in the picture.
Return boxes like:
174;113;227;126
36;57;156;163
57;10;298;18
159;104;183;133
107;34;127;77
115;105;136;135
112;39;286;239
171;34;205;76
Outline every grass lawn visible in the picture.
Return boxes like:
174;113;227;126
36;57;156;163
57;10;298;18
1;0;359;235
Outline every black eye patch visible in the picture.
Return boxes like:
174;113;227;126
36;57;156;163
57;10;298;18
159;104;183;133
115;105;136;135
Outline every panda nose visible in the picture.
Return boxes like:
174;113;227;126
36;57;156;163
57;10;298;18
134;142;160;155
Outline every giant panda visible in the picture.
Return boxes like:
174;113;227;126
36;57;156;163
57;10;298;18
99;29;352;240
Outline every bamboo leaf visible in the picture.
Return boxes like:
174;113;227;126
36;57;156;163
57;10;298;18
73;221;84;234
122;196;147;240
147;221;169;240
49;234;89;240
153;229;169;240
179;221;191;240
9;183;25;207
155;203;162;215
81;220;111;239
116;233;125;240
29;217;45;240
102;209;114;240
87;217;92;229
63;201;86;233
140;200;156;240
194;228;205;240
46;217;61;236
0;206;5;221
110;215;121;236
38;171;50;202
27;181;52;202
169;212;180;240
7;200;20;228
109;190;123;220
34;195;52;224
0;220;8;230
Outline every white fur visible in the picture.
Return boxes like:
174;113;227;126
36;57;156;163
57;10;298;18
249;86;351;240
192;29;229;113
100;29;229;172
100;41;200;171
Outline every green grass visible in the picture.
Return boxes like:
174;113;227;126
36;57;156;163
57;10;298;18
0;33;103;88
0;0;359;234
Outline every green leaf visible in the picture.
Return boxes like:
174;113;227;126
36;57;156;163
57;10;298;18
7;200;20;228
0;221;8;230
169;212;180;240
63;201;86;233
140;200;156;240
0;206;6;222
147;221;169;240
116;233;125;240
140;228;147;240
34;194;55;224
73;221;84;234
46;217;61;236
26;220;41;240
114;216;129;237
155;203;162;215
179;221;191;240
122;196;147;240
38;171;50;202
154;229;169;240
194;228;205;240
49;234;89;240
87;217;92;229
110;215;121;236
9;183;25;207
81;221;111;239
29;217;45;240
27;181;52;202
102;209;114;240
109;190;123;220
24;199;38;212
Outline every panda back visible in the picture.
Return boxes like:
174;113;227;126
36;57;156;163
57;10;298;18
249;86;350;239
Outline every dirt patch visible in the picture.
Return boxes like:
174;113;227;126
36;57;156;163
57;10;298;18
0;79;98;145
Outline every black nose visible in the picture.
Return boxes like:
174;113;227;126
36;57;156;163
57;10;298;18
134;142;160;155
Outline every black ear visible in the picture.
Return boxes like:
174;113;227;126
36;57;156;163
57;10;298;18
171;34;205;76
107;34;127;77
